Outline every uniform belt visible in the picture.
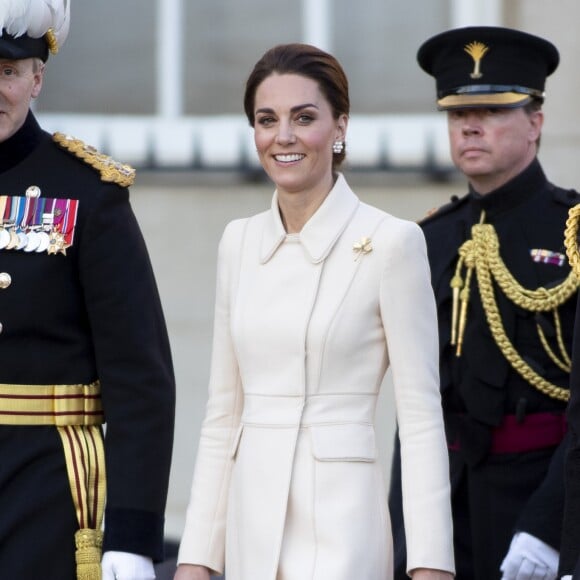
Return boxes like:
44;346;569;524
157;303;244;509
0;381;106;579
0;381;104;426
449;412;567;454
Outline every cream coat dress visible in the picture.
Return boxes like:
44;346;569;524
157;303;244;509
178;175;454;579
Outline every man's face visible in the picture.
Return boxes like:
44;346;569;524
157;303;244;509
0;57;44;142
446;106;543;194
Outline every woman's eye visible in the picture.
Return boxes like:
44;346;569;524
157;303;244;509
257;116;275;126
297;114;313;123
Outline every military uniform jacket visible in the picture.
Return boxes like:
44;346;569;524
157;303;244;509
560;293;580;575
177;174;454;579
0;113;175;563
423;158;578;546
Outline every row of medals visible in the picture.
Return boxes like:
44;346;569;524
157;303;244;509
0;186;69;254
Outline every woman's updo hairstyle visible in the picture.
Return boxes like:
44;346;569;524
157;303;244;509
244;43;350;168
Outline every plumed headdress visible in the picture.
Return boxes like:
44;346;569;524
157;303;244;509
0;0;70;61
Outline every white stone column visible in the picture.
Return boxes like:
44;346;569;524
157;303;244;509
450;0;502;27
156;0;184;117
302;0;332;51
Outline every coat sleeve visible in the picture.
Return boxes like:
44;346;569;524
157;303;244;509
78;182;176;561
379;221;454;575
177;220;245;573
515;433;567;550
558;293;580;575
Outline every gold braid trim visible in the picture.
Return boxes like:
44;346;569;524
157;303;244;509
58;425;107;580
483;225;578;310
53;133;136;188
74;529;103;580
565;204;580;278
452;223;577;402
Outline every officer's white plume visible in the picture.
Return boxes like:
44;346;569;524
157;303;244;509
0;0;70;53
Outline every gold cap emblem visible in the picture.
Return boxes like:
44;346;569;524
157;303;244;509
464;41;489;79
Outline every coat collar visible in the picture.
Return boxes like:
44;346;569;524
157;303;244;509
0;111;46;174
260;173;360;264
468;158;546;221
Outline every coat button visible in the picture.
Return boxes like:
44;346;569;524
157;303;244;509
0;272;11;289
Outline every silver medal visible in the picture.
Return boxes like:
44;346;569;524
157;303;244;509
6;230;19;250
24;230;40;252
0;228;9;249
16;231;28;250
35;231;50;253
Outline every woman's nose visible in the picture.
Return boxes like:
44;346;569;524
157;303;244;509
275;123;296;145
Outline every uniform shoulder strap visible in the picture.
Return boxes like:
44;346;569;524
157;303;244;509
419;193;469;226
52;132;136;187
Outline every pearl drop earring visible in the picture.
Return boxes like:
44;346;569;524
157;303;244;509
332;140;344;154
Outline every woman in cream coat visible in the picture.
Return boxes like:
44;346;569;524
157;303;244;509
175;44;454;580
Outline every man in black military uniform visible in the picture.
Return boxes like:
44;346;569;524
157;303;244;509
388;27;579;580
0;2;175;579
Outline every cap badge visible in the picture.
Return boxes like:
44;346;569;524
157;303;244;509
45;28;59;55
464;41;489;79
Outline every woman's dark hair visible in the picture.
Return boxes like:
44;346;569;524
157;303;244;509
244;43;350;168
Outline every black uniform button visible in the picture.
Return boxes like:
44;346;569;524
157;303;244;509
0;272;11;289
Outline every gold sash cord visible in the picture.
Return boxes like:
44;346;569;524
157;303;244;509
0;381;106;580
565;203;580;279
451;223;578;402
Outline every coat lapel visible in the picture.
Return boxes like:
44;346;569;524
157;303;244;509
260;174;360;265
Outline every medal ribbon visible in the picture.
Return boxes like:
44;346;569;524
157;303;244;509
0;196;8;224
43;198;56;228
7;196;18;226
15;196;28;233
62;199;79;246
6;198;20;249
53;198;67;231
3;196;12;225
33;197;46;228
21;196;35;231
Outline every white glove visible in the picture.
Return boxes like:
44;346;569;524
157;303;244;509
500;532;559;580
101;551;156;580
560;576;572;580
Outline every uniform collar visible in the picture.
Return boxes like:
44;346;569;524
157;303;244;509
469;158;547;220
260;173;360;264
0;111;45;174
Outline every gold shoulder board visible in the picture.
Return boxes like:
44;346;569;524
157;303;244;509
53;132;136;188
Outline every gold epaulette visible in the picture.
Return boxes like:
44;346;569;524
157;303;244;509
53;132;136;188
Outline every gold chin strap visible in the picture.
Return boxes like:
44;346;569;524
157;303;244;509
565;203;580;278
451;218;578;402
